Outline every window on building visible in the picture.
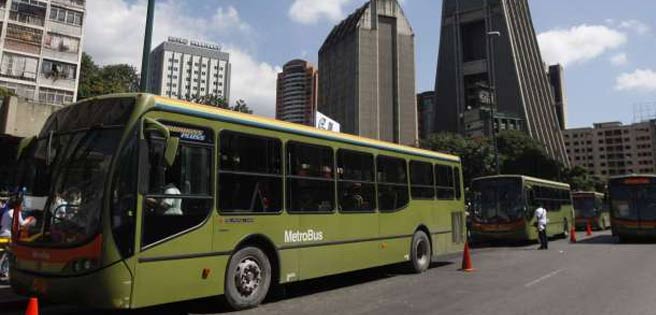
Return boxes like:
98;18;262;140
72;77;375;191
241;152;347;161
337;150;376;212
287;142;334;213
49;6;83;26
44;33;80;53
377;156;409;211
219;131;282;213
38;87;74;105
0;52;38;81
41;60;77;80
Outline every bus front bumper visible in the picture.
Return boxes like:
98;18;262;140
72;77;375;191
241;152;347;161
10;261;133;309
470;229;528;242
614;226;656;239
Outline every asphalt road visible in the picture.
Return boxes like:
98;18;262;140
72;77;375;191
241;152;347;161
3;230;656;315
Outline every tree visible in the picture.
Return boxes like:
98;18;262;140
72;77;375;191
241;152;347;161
77;53;140;100
232;99;253;114
496;130;563;181
76;52;99;100
187;94;229;109
420;133;496;187
563;166;605;192
187;94;253;114
0;87;16;98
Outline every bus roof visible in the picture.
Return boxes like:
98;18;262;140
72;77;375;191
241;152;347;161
572;191;604;197
608;174;656;180
473;174;570;189
147;95;460;163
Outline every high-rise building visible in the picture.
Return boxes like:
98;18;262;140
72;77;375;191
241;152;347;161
417;91;435;140
148;37;231;103
564;121;656;178
276;59;318;126
548;64;567;130
318;0;417;145
0;0;86;106
433;0;568;165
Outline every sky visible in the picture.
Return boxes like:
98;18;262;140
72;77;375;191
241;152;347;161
83;0;656;128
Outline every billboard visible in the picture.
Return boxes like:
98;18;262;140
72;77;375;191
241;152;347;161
315;111;340;132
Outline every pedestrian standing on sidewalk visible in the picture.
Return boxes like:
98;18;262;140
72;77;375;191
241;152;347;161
534;203;548;250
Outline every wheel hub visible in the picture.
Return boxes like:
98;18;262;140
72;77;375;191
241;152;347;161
235;258;262;297
416;240;428;265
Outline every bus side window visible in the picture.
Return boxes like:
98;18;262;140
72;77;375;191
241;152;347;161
287;142;334;213
377;156;409;211
454;167;462;200
218;131;282;213
435;165;455;200
338;150;376;212
410;161;435;200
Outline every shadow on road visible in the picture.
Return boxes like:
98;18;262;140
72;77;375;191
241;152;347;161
52;261;456;315
177;261;454;314
576;235;618;245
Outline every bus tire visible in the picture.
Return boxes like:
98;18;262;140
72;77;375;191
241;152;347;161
225;247;271;310
409;231;431;273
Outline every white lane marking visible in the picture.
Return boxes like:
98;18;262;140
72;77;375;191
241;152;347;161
524;269;565;288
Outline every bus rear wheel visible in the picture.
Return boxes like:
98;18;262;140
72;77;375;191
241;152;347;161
410;231;431;273
225;247;271;310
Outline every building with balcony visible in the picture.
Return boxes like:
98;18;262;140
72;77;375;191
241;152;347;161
564;121;656;178
0;0;85;106
147;37;231;103
276;59;318;126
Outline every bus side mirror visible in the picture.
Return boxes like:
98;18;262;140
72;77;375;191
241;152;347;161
143;118;179;167
164;136;179;167
16;136;35;160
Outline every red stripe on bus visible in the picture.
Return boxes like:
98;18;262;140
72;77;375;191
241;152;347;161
11;235;102;263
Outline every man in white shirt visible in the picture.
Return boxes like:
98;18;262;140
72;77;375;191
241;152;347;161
534;204;548;250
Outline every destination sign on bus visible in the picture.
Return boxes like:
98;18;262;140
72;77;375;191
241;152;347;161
164;124;211;143
624;177;651;185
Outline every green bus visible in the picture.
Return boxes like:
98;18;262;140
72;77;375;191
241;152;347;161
573;192;610;230
470;175;573;242
9;94;466;310
609;175;656;242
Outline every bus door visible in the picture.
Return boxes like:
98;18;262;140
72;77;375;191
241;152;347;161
132;120;217;307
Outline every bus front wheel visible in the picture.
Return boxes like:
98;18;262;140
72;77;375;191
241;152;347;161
410;231;431;273
225;247;272;310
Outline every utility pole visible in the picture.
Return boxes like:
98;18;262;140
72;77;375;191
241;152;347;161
140;0;156;92
487;30;501;174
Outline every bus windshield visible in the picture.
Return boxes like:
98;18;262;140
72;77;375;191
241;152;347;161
573;196;596;218
610;184;656;221
472;178;524;223
14;98;134;247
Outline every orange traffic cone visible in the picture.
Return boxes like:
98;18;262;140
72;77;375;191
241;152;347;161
25;297;39;315
570;225;577;243
586;220;593;236
461;242;475;272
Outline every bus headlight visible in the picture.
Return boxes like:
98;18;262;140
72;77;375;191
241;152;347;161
69;258;97;273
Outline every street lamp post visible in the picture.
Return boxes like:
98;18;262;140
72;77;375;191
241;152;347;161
487;30;501;174
140;0;156;92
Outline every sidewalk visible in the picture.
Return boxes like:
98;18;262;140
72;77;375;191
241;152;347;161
0;285;27;310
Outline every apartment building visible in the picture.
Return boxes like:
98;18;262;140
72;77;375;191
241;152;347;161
564;121;656;178
0;0;85;106
147;37;231;103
